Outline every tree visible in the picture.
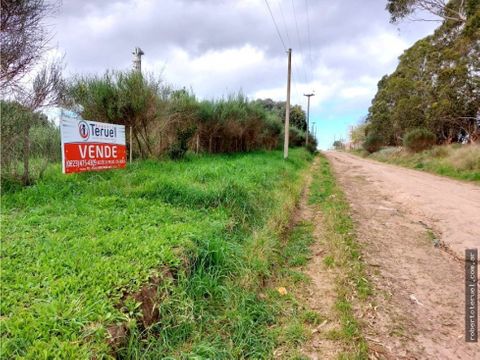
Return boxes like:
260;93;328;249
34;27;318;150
0;0;57;88
1;100;60;187
289;105;307;131
386;0;468;23
1;0;64;185
366;2;479;146
333;140;345;150
349;123;367;148
254;99;307;131
66;71;164;158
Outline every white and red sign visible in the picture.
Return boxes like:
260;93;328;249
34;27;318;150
61;114;126;174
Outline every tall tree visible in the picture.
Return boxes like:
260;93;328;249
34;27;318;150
367;0;480;146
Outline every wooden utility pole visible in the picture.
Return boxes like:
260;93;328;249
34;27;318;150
284;48;292;159
304;93;314;146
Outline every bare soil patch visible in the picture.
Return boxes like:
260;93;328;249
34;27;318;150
294;159;344;359
298;208;344;360
327;151;480;359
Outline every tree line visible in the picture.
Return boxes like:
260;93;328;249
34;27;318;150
66;71;316;160
352;0;479;152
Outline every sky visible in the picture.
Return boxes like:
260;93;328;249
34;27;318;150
47;0;438;149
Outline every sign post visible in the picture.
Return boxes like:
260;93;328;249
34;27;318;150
60;113;126;174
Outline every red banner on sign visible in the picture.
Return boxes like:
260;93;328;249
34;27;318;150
63;143;127;174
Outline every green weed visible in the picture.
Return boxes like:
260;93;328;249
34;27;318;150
1;149;313;358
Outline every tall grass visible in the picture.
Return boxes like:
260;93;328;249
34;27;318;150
66;72;315;160
364;144;480;182
1;149;313;358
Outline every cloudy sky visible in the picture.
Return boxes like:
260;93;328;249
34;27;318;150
49;0;438;149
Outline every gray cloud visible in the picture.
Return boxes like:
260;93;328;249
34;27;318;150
51;0;437;147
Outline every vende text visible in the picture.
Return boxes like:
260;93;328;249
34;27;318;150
63;143;126;174
79;144;118;159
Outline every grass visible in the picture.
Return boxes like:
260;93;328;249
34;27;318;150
267;220;318;358
308;154;371;359
1;149;314;359
353;144;480;183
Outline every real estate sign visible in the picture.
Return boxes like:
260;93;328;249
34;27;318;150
61;113;126;174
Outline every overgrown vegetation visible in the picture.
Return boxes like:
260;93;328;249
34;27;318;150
1;0;64;185
0;100;61;189
65;72;316;161
357;0;480;149
308;155;371;358
1;0;316;187
362;133;383;154
1;149;314;358
355;144;480;182
1;73;316;187
403;128;436;152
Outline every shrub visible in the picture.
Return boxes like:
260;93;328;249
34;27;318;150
168;127;196;160
1;101;60;186
332;140;345;150
67;71;163;159
289;127;306;147
403;128;436;152
362;133;383;153
306;141;318;154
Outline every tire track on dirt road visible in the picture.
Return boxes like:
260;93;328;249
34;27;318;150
326;151;480;359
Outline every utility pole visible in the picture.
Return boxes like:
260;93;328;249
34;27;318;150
304;93;314;146
284;48;292;159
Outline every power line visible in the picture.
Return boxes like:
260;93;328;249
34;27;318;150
278;0;302;103
291;56;304;104
277;0;292;48
305;0;314;83
264;0;287;51
263;1;308;110
291;0;308;84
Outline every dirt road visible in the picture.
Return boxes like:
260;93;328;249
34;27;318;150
326;151;480;359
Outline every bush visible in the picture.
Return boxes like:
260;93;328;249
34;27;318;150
333;140;345;150
403;128;436;152
289;127;306;147
168;127;196;160
306;141;318;154
1;101;60;185
362;133;383;153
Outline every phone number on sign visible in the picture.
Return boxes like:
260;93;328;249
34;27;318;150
66;159;126;168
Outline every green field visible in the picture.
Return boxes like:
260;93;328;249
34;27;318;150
1;149;313;359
